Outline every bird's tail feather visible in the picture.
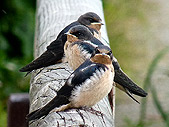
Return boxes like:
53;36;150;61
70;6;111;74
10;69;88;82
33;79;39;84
114;68;148;97
26;95;69;122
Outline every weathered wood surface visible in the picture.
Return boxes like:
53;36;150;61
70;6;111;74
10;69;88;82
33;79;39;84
29;0;115;126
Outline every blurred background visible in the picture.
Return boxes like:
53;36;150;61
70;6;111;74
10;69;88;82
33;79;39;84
0;0;169;127
0;1;35;126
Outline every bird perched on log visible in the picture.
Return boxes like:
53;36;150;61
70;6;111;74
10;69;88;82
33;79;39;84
63;25;147;103
26;51;114;122
19;12;103;74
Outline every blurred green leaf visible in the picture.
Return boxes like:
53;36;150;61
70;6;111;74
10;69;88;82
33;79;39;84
139;47;169;126
0;101;7;127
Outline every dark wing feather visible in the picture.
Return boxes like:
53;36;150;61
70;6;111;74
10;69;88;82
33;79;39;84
56;21;80;41
58;60;107;97
19;47;64;72
90;37;104;45
112;61;120;70
114;68;148;97
20;22;80;72
27;60;107;121
47;21;81;51
20;21;99;73
26;95;69;122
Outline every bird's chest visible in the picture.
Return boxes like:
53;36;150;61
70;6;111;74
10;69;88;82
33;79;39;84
64;44;91;70
70;69;114;108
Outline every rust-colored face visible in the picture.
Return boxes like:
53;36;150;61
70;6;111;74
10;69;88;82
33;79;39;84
67;34;79;43
64;33;79;50
91;53;112;65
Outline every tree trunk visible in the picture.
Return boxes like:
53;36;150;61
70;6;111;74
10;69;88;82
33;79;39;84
29;0;115;126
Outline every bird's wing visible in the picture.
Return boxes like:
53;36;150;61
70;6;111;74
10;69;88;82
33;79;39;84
26;60;107;121
19;46;64;72
20;22;81;73
57;59;107;97
114;68;148;97
26;95;69;122
90;37;104;45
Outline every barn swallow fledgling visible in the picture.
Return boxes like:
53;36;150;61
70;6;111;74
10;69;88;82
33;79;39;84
19;12;103;74
63;25;147;103
26;52;114;122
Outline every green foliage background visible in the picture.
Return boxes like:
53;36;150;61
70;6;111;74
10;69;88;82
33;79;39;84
0;1;35;126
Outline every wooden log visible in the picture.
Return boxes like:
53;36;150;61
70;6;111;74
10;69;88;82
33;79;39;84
29;0;115;126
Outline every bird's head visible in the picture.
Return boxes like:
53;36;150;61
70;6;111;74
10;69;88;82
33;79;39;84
91;46;113;65
78;12;103;31
94;45;120;70
65;25;93;41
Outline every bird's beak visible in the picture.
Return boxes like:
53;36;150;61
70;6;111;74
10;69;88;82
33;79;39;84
91;22;104;25
64;32;71;35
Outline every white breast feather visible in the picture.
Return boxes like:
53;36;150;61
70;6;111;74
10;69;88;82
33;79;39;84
81;64;96;72
78;45;91;59
70;68;107;100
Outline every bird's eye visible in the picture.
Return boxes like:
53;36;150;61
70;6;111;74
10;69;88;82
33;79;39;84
95;48;100;54
91;47;100;58
107;51;113;60
74;32;82;37
89;18;94;22
107;51;112;56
